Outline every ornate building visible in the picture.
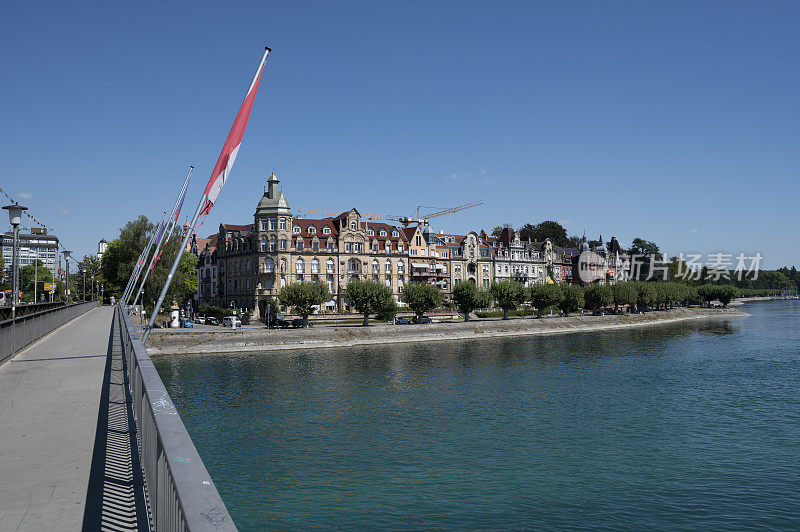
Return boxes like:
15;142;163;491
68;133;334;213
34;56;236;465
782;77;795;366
487;226;546;287
443;231;493;288
403;225;451;293
211;170;409;319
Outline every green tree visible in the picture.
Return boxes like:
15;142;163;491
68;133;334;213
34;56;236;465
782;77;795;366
490;280;526;320
518;221;569;247
279;280;330;327
559;285;584;316
345;279;395;326
635;282;657;310
100;215;154;297
401;282;443;322
491;226;504;238
451;280;490;321
611;282;637;312
19;259;54;302
629;238;662;281
528;283;563;317
584;284;613;313
0;249;5;286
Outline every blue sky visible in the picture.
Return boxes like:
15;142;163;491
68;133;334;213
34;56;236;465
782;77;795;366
1;1;798;268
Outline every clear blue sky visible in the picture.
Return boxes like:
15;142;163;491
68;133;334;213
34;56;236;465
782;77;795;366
1;1;798;268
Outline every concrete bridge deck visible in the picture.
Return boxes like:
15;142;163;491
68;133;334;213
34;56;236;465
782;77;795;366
0;306;147;531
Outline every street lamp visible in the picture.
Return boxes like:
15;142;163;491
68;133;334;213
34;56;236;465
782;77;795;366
3;204;27;357
81;268;86;302
62;250;72;303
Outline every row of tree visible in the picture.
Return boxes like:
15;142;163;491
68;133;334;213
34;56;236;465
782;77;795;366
276;278;746;328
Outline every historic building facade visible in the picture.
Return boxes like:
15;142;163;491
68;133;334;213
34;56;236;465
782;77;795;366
211;170;410;319
487;227;546;287
444;231;493;288
404;225;451;293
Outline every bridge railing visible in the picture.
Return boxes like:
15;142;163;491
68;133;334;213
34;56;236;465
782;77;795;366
117;305;236;531
0;301;98;364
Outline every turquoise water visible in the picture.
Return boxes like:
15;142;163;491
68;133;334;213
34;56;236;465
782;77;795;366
155;300;800;530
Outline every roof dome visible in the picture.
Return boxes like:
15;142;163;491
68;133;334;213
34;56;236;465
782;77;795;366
580;241;590;252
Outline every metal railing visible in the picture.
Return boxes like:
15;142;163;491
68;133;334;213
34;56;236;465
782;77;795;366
0;301;97;364
117;305;236;531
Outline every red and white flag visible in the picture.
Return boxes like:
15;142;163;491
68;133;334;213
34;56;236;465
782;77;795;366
200;47;271;216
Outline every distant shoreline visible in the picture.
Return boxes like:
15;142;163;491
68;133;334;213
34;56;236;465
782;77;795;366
146;307;747;356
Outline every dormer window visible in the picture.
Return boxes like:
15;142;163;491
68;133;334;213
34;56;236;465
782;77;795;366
368;228;374;236
392;230;398;237
380;229;386;237
308;226;316;234
293;226;301;234
350;221;356;230
323;226;331;234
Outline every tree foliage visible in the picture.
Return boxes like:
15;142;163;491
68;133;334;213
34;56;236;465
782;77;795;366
345;279;395;326
401;282;443;320
451;280;490;321
559;285;584;316
517;221;569;247
611;282;638;311
528;283;564;317
584;284;613;313
279;280;330;326
489;280;526;319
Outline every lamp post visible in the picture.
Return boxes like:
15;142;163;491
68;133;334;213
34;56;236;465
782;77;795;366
91;273;95;301
81;268;86;302
3;204;27;357
62;250;72;303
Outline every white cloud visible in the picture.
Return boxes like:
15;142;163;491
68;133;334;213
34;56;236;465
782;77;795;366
55;206;70;215
690;228;698;233
446;172;467;181
559;219;571;226
18;192;33;199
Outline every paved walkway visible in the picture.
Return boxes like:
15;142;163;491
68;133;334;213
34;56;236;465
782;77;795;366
0;306;147;531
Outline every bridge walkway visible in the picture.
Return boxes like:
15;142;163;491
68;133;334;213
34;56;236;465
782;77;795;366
0;306;149;531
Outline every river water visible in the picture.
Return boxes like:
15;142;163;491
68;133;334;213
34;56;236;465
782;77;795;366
154;300;800;530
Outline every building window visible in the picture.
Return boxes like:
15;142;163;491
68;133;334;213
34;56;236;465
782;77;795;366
265;258;274;273
260;219;268;231
323;226;330;234
296;259;304;273
398;276;404;289
312;258;320;273
379;229;386;237
297;239;304;252
385;242;391;252
260;239;267;252
279;239;286;250
308;226;316;234
347;259;361;274
327;242;334;252
392;230;398;237
368;228;374;236
385;260;392;274
327;276;334;293
279;219;286;230
345;242;352;253
269;238;277;252
326;259;335;273
385;278;391;288
398;243;403;252
350;221;356;230
270;218;277;230
372;260;379;274
373;242;378;252
293;226;301;234
416;236;421;246
312;241;319;252
398;261;404;274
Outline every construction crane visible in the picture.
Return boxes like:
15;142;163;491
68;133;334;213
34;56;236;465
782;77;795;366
296;201;483;227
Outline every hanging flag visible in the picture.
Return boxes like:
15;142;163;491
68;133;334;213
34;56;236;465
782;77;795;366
149;221;166;270
200;47;271;216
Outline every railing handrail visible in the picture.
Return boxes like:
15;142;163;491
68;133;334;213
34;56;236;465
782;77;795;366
118;304;236;531
0;301;96;327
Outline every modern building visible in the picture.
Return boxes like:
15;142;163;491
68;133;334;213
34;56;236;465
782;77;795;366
2;227;59;278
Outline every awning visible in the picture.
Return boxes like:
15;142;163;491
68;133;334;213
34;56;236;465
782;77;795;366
411;263;429;268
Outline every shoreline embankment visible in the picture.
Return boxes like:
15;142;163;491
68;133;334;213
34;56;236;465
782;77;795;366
146;307;747;356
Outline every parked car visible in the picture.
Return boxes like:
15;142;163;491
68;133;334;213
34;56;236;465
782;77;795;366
394;317;412;325
180;317;194;328
413;316;432;324
206;316;220;326
223;316;242;328
196;316;206;324
275;318;292;328
291;318;313;328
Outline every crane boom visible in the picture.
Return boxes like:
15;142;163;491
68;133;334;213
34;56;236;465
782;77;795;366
423;201;484;220
297;200;483;227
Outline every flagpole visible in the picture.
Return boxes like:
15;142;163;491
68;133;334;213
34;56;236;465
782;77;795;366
142;194;207;342
125;213;165;306
129;166;194;315
122;226;157;302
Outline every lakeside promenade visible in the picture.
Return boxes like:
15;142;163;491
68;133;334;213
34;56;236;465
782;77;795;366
0;307;146;531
